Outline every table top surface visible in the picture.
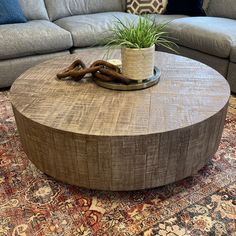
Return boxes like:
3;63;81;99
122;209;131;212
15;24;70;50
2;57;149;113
10;48;230;136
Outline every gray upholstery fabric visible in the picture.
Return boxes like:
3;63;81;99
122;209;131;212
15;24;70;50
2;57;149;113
19;0;49;20
227;63;236;93
55;12;139;48
207;0;236;20
151;14;188;24
71;46;111;54
44;0;125;21
157;45;229;77
166;17;236;58
231;44;236;63
121;0;127;11
0;20;73;60
0;51;70;88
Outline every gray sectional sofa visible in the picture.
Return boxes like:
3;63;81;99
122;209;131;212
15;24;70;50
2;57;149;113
0;0;236;93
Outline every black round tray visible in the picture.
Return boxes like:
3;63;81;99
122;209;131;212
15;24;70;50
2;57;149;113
93;66;161;91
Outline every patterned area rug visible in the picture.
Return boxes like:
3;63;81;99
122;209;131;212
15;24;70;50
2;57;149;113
0;91;235;236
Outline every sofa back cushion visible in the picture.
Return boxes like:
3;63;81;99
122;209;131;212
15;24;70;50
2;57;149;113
44;0;126;21
207;0;236;20
19;0;49;20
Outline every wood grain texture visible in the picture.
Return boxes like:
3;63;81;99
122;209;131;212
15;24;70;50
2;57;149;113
10;48;230;191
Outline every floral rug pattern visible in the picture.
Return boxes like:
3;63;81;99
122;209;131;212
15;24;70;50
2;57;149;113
0;91;235;236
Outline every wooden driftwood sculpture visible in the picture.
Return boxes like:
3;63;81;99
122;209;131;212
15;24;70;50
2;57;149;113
57;59;132;85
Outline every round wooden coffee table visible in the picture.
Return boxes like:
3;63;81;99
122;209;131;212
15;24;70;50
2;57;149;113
10;48;230;191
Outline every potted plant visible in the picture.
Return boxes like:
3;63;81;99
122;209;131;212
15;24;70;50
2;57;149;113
107;16;176;82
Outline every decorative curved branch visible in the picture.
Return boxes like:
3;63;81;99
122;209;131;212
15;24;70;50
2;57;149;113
57;59;132;85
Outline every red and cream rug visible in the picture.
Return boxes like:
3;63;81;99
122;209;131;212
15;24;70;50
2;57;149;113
0;91;235;236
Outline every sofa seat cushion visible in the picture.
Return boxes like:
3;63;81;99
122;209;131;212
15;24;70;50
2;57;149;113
0;20;73;60
54;12;139;48
227;62;236;93
151;14;188;24
19;0;49;20
167;17;236;58
231;44;236;63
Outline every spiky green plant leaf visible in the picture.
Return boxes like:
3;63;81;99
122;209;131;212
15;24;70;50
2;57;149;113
106;15;178;52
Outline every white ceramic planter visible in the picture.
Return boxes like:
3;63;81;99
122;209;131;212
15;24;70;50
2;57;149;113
121;45;155;81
